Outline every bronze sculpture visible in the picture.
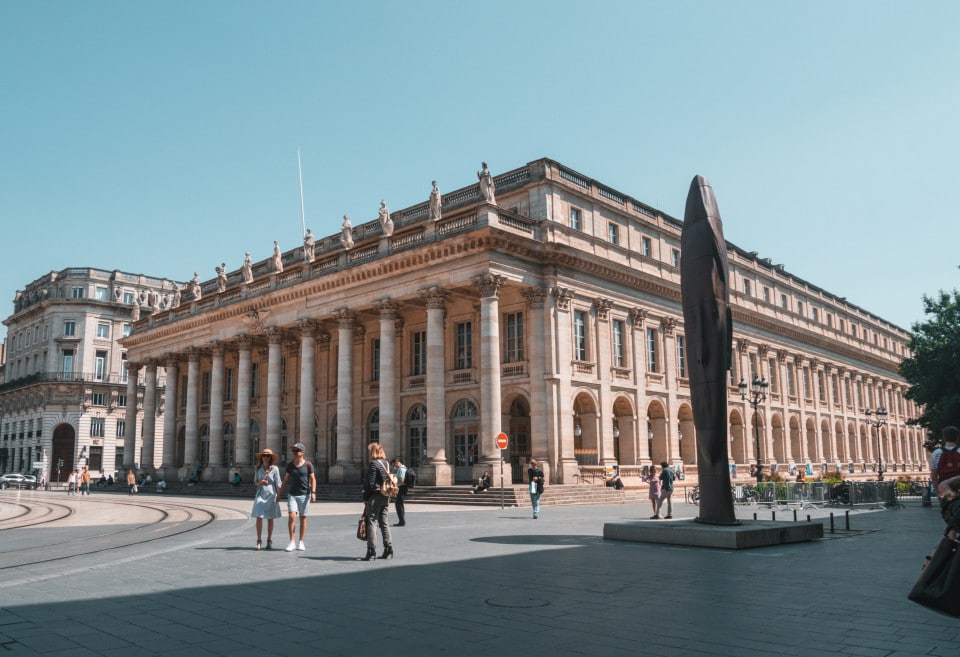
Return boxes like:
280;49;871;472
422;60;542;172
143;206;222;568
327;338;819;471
681;175;738;525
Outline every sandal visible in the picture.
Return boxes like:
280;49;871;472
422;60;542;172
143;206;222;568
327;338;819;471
256;541;262;551
266;540;273;550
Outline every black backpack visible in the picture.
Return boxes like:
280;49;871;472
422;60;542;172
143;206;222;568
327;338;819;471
404;469;417;488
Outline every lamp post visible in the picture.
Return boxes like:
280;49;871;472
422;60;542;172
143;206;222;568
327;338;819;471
864;407;888;481
739;376;768;484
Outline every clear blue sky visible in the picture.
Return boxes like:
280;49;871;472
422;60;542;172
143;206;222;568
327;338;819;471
1;1;957;345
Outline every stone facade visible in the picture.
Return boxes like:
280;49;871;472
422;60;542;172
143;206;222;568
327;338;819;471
0;268;176;482
117;159;923;485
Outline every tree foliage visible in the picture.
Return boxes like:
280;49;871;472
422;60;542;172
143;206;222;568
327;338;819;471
900;289;960;451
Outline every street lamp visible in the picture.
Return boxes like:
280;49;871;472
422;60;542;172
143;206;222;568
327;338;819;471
739;376;768;483
864;407;888;481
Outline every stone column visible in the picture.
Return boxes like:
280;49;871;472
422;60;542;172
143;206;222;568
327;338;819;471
376;301;399;458
523;287;550;474
206;343;225;480
594;298;615;466
160;356;179;479
235;338;253;470
421;287;451;485
554;287;578;483
122;362;140;472
298;321;317;459
662;317;680;462
329;309;358;483
266;330;283;454
473;274;509;481
141;362;158;473
631;308;650;467
183;349;201;479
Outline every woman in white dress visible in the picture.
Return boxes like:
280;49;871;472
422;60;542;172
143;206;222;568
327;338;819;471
251;448;282;550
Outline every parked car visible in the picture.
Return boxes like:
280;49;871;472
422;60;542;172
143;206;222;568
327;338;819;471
0;473;38;490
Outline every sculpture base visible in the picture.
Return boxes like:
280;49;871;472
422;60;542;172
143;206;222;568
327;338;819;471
603;518;823;549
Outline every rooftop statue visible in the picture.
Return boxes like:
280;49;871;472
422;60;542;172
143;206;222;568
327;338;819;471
172;284;181;308
341;215;355;250
216;263;227;293
477;161;496;205
379;199;394;237
303;229;316;263
272;241;283;273
189;272;202;301
681;175;737;526
429;180;442;221
242;252;254;283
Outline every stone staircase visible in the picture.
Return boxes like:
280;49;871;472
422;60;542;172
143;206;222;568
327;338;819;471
93;480;651;507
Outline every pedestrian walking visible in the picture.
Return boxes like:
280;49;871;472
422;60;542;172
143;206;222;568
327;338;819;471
654;461;675;519
251;448;282;550
126;469;137;495
528;458;544;519
278;442;315;552
930;426;960;488
67;469;77;494
80;466;91;495
361;442;394;561
643;465;661;517
391;456;408;527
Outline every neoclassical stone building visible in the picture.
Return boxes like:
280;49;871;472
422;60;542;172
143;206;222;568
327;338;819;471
120;158;924;485
1;268;176;481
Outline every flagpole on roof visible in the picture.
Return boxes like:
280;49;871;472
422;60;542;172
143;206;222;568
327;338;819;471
297;147;307;238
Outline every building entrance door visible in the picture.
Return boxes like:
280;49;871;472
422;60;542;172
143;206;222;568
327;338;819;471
508;398;531;483
51;423;75;485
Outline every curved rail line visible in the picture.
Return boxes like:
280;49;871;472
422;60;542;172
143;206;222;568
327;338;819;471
0;497;76;530
0;500;37;525
0;497;219;571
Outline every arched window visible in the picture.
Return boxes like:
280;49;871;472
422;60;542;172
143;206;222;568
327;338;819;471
222;422;235;467
199;424;210;466
249;419;261;466
368;408;380;444
408;404;427;469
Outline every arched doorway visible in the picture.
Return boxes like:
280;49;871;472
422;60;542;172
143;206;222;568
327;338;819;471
507;397;531;483
451;400;478;482
573;392;598;465
51;423;75;484
729;409;746;467
677;404;696;467
612;396;635;466
647;400;667;465
407;404;426;469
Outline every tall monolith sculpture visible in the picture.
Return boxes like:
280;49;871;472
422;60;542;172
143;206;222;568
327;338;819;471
681;175;738;525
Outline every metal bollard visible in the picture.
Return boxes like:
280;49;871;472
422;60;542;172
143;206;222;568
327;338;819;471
772;511;776;521
753;513;757;521
829;513;835;533
793;509;798;522
806;514;811;522
845;510;850;530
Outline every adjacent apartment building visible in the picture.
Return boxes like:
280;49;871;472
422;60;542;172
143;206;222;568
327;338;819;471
115;158;923;486
0;268;176;482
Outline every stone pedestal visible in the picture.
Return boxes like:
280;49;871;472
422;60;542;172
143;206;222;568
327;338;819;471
202;465;227;482
603;518;824;549
559;457;581;484
420;461;453;486
328;462;362;485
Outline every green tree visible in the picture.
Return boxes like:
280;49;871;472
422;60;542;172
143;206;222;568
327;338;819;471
900;289;960;451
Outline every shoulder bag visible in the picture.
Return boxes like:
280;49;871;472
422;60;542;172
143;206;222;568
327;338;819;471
379;459;400;498
908;535;960;617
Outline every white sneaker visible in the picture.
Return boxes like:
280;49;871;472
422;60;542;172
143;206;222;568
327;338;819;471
284;541;296;552
297;541;306;551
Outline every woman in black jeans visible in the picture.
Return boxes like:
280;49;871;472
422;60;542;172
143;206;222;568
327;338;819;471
361;442;394;561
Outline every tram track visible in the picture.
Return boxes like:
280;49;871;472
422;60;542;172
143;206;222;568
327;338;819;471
0;497;75;530
0;495;222;572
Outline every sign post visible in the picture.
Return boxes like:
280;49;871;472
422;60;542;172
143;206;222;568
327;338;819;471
496;432;508;510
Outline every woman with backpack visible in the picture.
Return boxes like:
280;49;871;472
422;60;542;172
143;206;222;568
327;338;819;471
361;442;394;561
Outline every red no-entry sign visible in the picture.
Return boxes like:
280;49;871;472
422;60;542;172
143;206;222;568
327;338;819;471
496;432;508;449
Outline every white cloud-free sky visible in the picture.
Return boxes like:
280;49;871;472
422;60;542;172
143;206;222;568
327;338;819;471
1;0;957;343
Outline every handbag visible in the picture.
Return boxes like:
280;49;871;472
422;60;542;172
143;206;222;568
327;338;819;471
907;536;960;616
529;480;538;494
356;513;367;541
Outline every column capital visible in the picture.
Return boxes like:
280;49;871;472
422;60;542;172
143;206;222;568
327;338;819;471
125;361;141;374
419;286;450;310
317;332;332;351
594;297;612;322
776;349;789;363
661;316;677;336
472;273;506;299
736;337;750;354
630;307;647;328
266;327;284;345
757;343;770;358
553;287;574;311
235;334;255;351
394;318;405;338
186;347;201;362
334;308;356;329
521;286;549;308
376;299;401;320
297;318;318;337
209;340;226;357
793;354;804;367
143;357;160;369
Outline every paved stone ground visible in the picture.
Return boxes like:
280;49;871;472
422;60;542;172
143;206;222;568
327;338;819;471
0;490;956;657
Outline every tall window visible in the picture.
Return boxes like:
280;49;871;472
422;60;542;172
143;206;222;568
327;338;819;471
749;354;758;381
671;248;680;268
743;279;752;296
71;286;84;299
96;322;109;338
251;362;259;398
781;294;788;309
505;312;524;363
573;311;588;361
641;236;652;257
64;320;76;337
117;394;127;407
119;354;128;383
371;338;381;381
612;319;625;368
408;404;427;469
225;368;233;402
786;362;796;396
763;287;771;303
412;330;427;376
90;418;105;437
367;409;380;444
802;367;811;398
676;334;686;378
89;446;103;471
122;324;132;337
646;327;658;373
569;207;582;231
817;371;826;402
768;358;778;393
92;393;106;406
607;223;620;245
123;291;134;304
61;349;74;376
223;423;235;467
202;371;211;404
116;420;126;437
455;322;473;369
94;351;107;380
95;286;109;301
